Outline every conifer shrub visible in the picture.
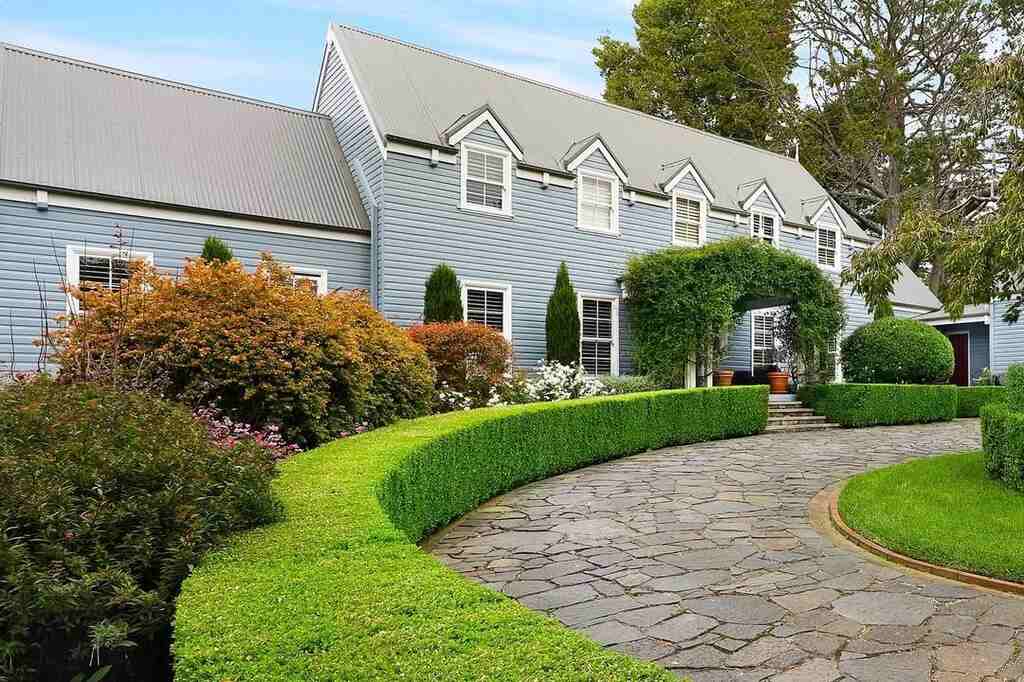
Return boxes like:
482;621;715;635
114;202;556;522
423;263;463;323
200;236;234;263
545;262;581;365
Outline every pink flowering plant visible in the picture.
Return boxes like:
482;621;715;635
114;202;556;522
194;407;301;461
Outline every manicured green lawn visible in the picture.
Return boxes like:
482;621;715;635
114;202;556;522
840;452;1024;582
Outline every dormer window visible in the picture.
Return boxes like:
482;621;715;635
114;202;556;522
460;142;511;215
577;172;619;234
751;212;778;246
672;194;705;246
817;226;839;270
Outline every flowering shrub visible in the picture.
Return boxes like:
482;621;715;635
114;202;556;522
194;407;300;461
49;256;432;447
0;377;280;681
525;361;609;402
407;322;512;409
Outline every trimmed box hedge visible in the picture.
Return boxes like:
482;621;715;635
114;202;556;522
957;386;1007;418
981;403;1024;488
808;383;958;427
174;386;768;681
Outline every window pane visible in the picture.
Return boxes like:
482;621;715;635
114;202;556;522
483;182;503;210
466;179;486;206
467;150;487;180
484;153;504;183
466;288;504;333
79;255;112;288
674;198;701;244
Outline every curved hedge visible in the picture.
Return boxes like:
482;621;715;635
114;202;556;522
175;386;768;681
808;383;958;427
841;318;954;384
958;386;1007;418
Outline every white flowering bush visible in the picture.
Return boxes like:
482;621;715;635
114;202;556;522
525;361;609;402
436;382;475;412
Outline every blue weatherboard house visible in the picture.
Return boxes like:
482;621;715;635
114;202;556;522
1;24;1021;384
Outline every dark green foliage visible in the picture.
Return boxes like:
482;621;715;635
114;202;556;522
622;238;845;386
1006;364;1024;411
0;378;279;681
981;404;1024;489
872;299;895;320
545;262;581;364
810;383;958;427
957;386;1007;418
175;387;767;680
599;374;663;394
200;236;233;263
841;318;954;384
423;263;463;323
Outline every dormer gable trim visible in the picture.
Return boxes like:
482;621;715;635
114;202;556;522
740;180;786;217
563;134;629;184
661;160;716;203
444;105;524;161
808;199;843;231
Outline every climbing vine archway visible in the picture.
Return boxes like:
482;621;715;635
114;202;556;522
621;237;846;386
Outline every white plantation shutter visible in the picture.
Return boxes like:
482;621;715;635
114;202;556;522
464;147;506;211
752;312;777;368
465;287;505;334
817;227;838;267
580;297;615;374
579;174;615;232
673;196;703;245
752;213;776;244
65;245;154;314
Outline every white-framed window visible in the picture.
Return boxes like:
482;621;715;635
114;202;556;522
672;193;706;246
578;294;619;376
291;266;328;295
816;226;839;270
751;212;778;246
460;142;512;216
65;245;154;314
821;335;840;381
752;310;778;370
461;280;512;339
577;171;619;234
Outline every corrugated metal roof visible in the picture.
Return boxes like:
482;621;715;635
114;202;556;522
0;43;368;232
330;24;869;240
915;303;990;322
891;264;942;310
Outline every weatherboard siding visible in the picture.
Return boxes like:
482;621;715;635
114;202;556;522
0;199;370;372
316;43;383;216
992;300;1024;377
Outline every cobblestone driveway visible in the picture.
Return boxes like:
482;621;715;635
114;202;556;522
430;420;1024;681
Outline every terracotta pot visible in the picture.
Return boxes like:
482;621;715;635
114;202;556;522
767;371;790;394
713;369;735;387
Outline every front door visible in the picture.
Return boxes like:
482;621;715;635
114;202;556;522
948;333;970;386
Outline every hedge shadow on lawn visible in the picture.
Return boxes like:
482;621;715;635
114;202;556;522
174;386;768;681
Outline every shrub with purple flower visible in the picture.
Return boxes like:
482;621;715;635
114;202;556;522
194;407;301;461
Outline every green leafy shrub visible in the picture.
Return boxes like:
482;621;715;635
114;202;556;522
840;318;954;384
983;365;1024;488
174;387;767;681
0;377;279;681
1007;364;1024;411
809;383;958;427
957;386;1007;418
407;322;512;408
422;263;463;323
200;236;233;263
599;374;662;394
545;262;580;365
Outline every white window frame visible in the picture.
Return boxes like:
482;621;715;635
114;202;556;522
815;225;840;272
672;192;707;246
461;279;513;340
459;142;513;217
65;244;154;315
577;293;620;376
750;211;780;247
576;170;620;236
291;266;329;295
750;307;785;371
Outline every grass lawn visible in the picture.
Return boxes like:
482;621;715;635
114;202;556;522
840;452;1024;583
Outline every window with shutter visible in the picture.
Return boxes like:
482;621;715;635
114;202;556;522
463;284;509;337
752;311;777;369
66;245;153;314
577;173;618;234
751;212;777;245
579;297;617;375
816;227;838;269
673;195;704;245
461;144;509;214
291;267;328;295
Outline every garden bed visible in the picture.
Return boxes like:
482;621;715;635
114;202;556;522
839;452;1024;583
174;386;767;681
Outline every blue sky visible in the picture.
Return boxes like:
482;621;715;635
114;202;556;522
0;0;636;109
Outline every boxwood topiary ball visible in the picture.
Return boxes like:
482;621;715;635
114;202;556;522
840;318;954;384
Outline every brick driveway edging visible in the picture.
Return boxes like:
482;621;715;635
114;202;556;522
430;420;1024;681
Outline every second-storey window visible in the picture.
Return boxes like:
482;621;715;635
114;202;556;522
577;173;618;234
461;144;510;214
579;296;617;375
751;212;777;245
816;226;838;269
673;194;705;246
462;281;511;339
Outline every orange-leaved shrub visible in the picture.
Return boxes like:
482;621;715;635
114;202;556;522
50;255;433;447
407;322;512;407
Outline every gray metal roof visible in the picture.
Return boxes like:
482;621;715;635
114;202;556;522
891;264;942;310
0;43;368;232
331;24;869;239
915;303;990;322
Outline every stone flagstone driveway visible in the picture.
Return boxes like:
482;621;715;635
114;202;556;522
429;421;1024;681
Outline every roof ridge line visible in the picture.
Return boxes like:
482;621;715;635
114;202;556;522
330;23;801;164
0;42;328;119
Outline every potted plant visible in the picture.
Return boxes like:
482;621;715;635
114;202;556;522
765;365;790;394
713;368;735;386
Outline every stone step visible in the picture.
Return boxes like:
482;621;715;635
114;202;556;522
768;408;815;417
766;422;840;433
768;415;829;425
768;401;804;408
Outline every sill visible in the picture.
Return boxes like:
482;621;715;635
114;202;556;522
577;225;621;238
673;240;703;248
458;204;515;220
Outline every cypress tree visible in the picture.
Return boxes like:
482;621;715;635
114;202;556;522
201;236;233;264
423;263;463;322
546;262;580;364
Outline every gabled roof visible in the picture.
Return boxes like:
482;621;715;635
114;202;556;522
804;196;841;226
0;42;369;232
562;133;628;183
329;23;869;239
661;159;716;202
740;179;787;217
891;265;942;310
443;104;524;160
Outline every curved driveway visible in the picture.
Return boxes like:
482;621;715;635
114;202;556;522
430;421;1024;681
